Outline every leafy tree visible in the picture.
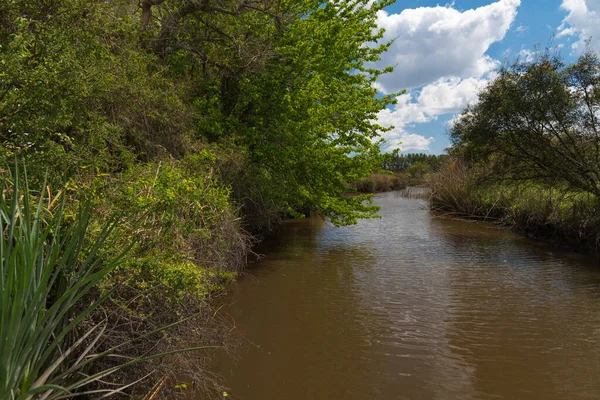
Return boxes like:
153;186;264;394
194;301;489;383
1;0;399;225
0;0;193;182
145;0;398;224
450;49;600;198
230;0;397;225
0;1;404;395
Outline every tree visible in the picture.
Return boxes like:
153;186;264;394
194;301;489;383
227;0;397;225
1;0;399;225
450;49;600;198
0;0;192;181
147;0;398;225
381;151;445;172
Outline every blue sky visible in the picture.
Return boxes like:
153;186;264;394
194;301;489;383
373;0;600;154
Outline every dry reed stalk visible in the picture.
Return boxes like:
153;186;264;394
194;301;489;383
143;376;168;400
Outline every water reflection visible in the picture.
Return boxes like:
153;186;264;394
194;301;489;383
209;192;600;400
213;217;384;399
430;217;600;399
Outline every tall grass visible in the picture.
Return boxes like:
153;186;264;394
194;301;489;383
353;172;407;193
427;161;504;219
428;161;600;253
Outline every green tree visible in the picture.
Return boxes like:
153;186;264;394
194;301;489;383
450;49;600;198
0;0;192;182
1;0;399;225
146;0;398;225
382;151;445;172
230;0;397;225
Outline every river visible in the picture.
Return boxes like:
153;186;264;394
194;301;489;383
209;191;600;399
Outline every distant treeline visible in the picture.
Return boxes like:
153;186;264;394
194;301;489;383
382;152;447;172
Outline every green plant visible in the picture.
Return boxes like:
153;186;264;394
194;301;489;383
428;160;506;219
428;160;600;252
353;172;406;193
450;49;600;198
0;167;129;398
98;156;249;301
0;168;209;399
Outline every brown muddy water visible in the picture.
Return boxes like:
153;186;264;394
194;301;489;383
209;191;600;400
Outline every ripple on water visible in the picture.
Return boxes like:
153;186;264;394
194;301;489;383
210;191;600;400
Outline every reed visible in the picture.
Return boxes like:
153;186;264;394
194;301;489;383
427;161;600;253
0;166;128;398
353;172;408;193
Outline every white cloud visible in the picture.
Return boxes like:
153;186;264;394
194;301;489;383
373;0;520;93
515;25;529;35
556;27;576;37
559;0;600;52
377;77;487;151
416;77;486;115
518;49;535;62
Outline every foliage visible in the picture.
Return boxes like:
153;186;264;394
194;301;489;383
1;0;398;226
435;48;600;253
0;0;193;185
353;172;407;193
163;0;398;225
240;0;396;225
381;151;447;185
76;154;251;397
450;49;600;199
428;160;502;218
1;0;400;395
94;154;250;301
382;151;447;172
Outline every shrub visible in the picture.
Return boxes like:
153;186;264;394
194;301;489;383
353;172;407;193
38;154;254;397
93;153;251;301
428;160;600;252
427;160;503;218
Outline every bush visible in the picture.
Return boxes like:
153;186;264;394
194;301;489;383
427;161;498;217
92;153;251;301
450;50;600;199
43;153;253;397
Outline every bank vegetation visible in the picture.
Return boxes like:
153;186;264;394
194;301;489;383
429;48;600;254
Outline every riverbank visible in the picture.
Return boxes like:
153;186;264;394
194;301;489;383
1;1;395;395
0;153;391;398
438;50;600;258
2;151;388;398
427;162;600;257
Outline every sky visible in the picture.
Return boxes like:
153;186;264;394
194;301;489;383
372;0;600;154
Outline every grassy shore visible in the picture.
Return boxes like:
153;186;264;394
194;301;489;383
0;158;256;399
428;162;600;255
